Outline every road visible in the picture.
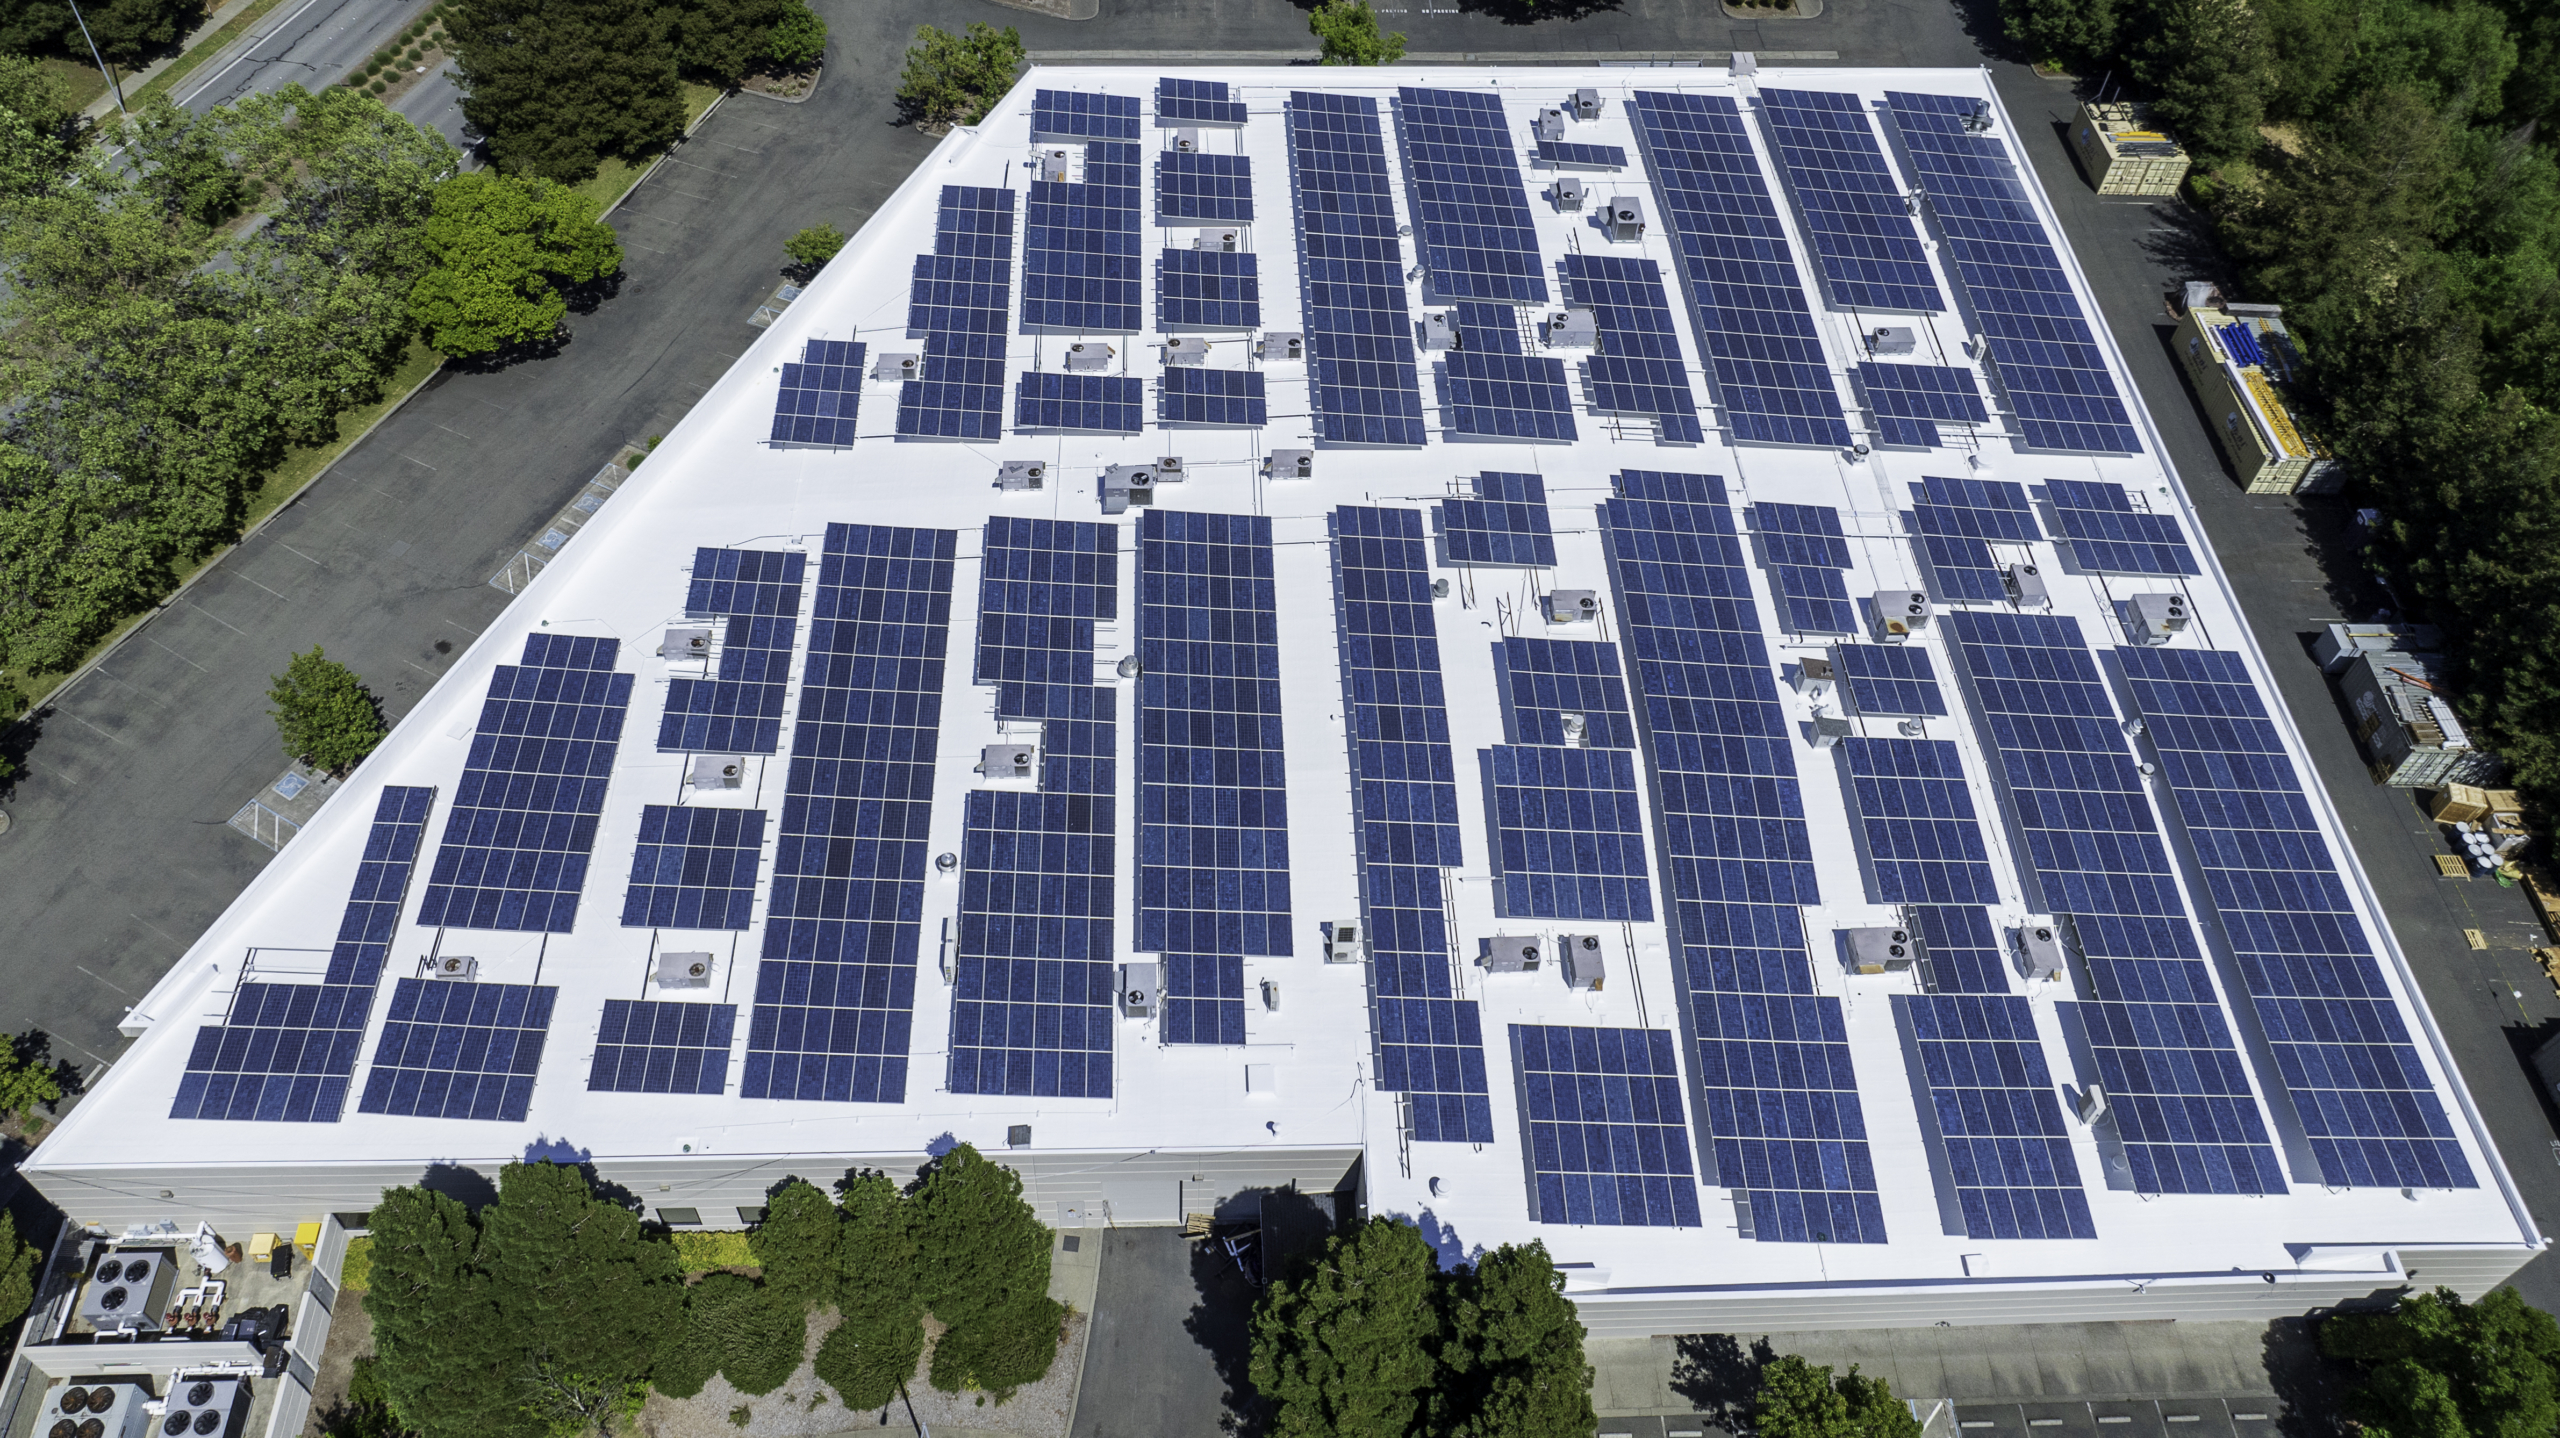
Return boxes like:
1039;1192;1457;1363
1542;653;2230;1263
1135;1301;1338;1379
172;0;438;113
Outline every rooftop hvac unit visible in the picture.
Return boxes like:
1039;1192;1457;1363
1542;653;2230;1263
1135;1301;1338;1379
1261;978;1280;1011
663;627;712;663
1810;714;1853;749
979;743;1038;780
1544;306;1598;347
1868;326;1917;357
2313;622;2443;673
1841;926;1917;974
2013;921;2066;981
997;459;1046;492
430;954;478;981
1119;962;1160;1018
42;1379;152;1438
1606;197;1646;242
1871;590;1932;641
2074;1082;2109;1125
1163;336;1210;366
1154;455;1185;482
1194;226;1240;252
79;1250;175;1336
2004;562;2050;610
1551;174;1589;211
1102;463;1156;515
1730;49;1758;77
1793;656;1835;704
1535;107;1567;142
1173;127;1202;152
1481;935;1542;973
1421;312;1458;351
1573;87;1604;121
1559;711;1589;747
1064;342;1114;372
657;951;713;989
1039;148;1072;182
874;352;921;382
1562;937;1606;991
166;1376;251;1438
1260;332;1305;362
1324;920;1365;963
691;754;744;789
2125;592;2189;645
1547;589;1600;625
1264;449;1314;481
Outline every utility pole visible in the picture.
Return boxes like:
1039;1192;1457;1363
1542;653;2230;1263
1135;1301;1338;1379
898;1378;930;1437
67;0;129;122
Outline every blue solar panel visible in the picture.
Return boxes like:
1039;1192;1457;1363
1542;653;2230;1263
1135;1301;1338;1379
1158;366;1267;426
897;333;1008;440
1855;364;1987;448
1883;94;2143;454
1837;737;2000;904
588;999;734;1095
1512;1025;1702;1226
1156;249;1261;330
1833;642;1946;717
1770;564;1857;635
1895;982;2100;1239
772;338;865;445
743;524;954;1105
1141;511;1290;1046
1628;94;1853;448
1751;502;1857;634
1559;253;1704;445
1914;533;2006;603
621;805;766;930
899;188;1014;440
1452;301;1524;355
949;519;1119;1098
1532;139;1629;170
1024;142;1144;332
1033;88;1141;141
2045;480;2200;575
416;634;631;933
1912;475;2042;540
1289;92;1426;446
1440;351;1579;441
1158;76;1248;126
2119;646;2475;1190
1396;88;1549;303
1333;506;1493;1142
171;785;436;1123
936;186;1016;260
1495;637;1637;749
1440;471;1558;567
1482;745;1654;921
908;255;1011;336
1015;371;1144;432
1157;150;1254;222
1943;610;2288;1195
1601;472;1886;1244
1757;88;1944;313
358;978;556;1121
663;548;806;755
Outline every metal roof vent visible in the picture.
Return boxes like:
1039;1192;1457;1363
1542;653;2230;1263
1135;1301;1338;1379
691;755;743;789
657;951;713;989
1562;936;1606;991
431;954;478;981
1535;108;1567;142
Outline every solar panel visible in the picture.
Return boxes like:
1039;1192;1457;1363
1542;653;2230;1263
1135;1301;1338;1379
1033;88;1141;141
1141;511;1291;1045
1832;642;1947;717
1751;502;1857;634
1756;88;1944;312
1883;93;2143;453
1495;637;1638;748
1837;737;2000;904
1911;475;2041;540
588;999;735;1095
897;333;1009;440
908;255;1011;336
1600;472;1886;1244
358;978;556;1121
663;548;806;755
1440;351;1579;441
171;785;437;1123
1894;981;2099;1240
899;188;1014;440
1332;505;1493;1142
2119;646;2476;1190
1559;252;1704;445
1452;301;1524;355
416;634;631;933
1024;141;1144;332
1511;1024;1702;1226
1440;471;1558;567
1914;532;2007;604
1396;88;1549;303
743;524;955;1105
1158;76;1248;126
621;805;766;929
1855;364;1987;448
936;186;1016;260
1482;745;1654;921
1158;366;1267;426
1532;139;1628;170
1627;93;1853;448
1942;610;2288;1195
772;338;865;445
1157;150;1254;222
1014;371;1144;432
1156;249;1261;330
2044;480;2201;575
1288;92;1426;446
949;518;1120;1097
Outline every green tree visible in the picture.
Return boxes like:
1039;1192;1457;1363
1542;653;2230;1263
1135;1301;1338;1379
266;647;388;774
672;1271;805;1397
894;22;1022;128
1999;0;2119;68
2322;1286;2560;1438
0;53;77;198
114;93;253;227
1839;1368;1925;1438
450;0;684;182
0;0;205;64
0;1031;66;1122
813;1171;925;1411
762;0;823;69
364;1186;519;1438
478;1162;680;1435
1249;1216;1441;1438
332;1357;420;1438
748;1178;840;1312
2127;0;2270;161
910;1144;1062;1399
1752;1354;1922;1438
407;169;621;357
0;1210;37;1332
784;221;845;273
1311;0;1406;65
662;0;783;83
1433;1241;1594;1438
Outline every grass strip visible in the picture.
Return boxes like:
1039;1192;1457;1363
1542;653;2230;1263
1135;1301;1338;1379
570;82;726;213
135;0;295;103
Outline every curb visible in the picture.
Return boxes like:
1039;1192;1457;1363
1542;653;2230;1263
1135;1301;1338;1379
731;63;824;106
599;87;734;222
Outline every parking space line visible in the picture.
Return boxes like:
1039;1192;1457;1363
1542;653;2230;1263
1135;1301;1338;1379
143;635;210;673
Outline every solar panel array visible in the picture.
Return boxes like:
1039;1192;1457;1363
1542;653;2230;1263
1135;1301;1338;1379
2045;480;2201;575
663;548;806;755
1909;474;2037;604
357;978;557;1122
1440;351;1579;441
1157;150;1255;222
1834;642;1948;717
1395;88;1550;303
743;524;955;1104
1559;253;1705;444
1033;88;1141;141
1025;141;1144;332
1482;745;1655;921
1441;471;1558;567
1754;88;1943;313
1332;506;1494;1141
1158;76;1247;126
1159;365;1268;425
898;188;1014;440
171;785;435;1122
1289;93;1426;445
589;998;735;1095
1883;93;2143;454
1157;250;1262;330
1016;371;1144;432
1600;472;1885;1243
1140;511;1292;1046
1836;737;2000;905
949;519;1120;1097
1628;93;1853;448
1751;500;1856;635
1510;1024;1702;1226
1453;301;1524;354
417;634;631;934
1533;139;1628;169
1943;610;2288;1194
621;805;767;930
2119;647;2475;1189
771;338;865;446
1855;363;1988;448
1495;637;1638;749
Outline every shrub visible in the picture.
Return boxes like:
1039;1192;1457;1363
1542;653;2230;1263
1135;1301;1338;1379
783;222;846;272
338;1235;373;1292
673;1230;757;1272
720;1285;807;1395
764;0;824;70
266;647;387;775
813;1309;924;1412
0;1211;38;1331
369;79;387;93
748;1180;840;1311
1310;0;1405;65
927;1295;1062;1399
894;22;1022;128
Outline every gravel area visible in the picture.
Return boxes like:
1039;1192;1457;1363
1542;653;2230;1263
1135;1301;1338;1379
300;1288;373;1436
636;1308;1087;1438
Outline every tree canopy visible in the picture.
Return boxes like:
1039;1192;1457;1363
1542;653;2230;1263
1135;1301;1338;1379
894;23;1024;128
1312;0;1407;65
450;0;684;182
2321;1286;2560;1438
267;648;388;774
407;169;621;357
1752;1355;1925;1438
784;221;846;274
0;0;203;65
0;1210;37;1332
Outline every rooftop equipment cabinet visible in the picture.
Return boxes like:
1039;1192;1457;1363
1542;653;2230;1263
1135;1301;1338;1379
1264;448;1314;481
1260;332;1305;362
2070;101;2191;196
2173;298;2341;495
1324;920;1365;963
1870;590;1931;642
691;754;744;789
1119;962;1159;1018
874;352;921;382
1605;197;1646;242
663;627;712;663
1535;107;1568;142
1545;306;1598;347
1867;326;1917;357
2122;592;2189;645
1572;87;1604;120
1561;939;1605;991
1792;656;1835;704
1547;590;1600;625
1195;227;1239;252
1064;342;1114;372
2315;622;2445;673
658;951;713;989
997;459;1046;492
1841;926;1917;975
1039;148;1073;183
1163;337;1210;366
1421;313;1459;351
1481;936;1542;973
2004;562;2050;610
1551;174;1589;211
2340;650;2505;788
2013;922;2066;982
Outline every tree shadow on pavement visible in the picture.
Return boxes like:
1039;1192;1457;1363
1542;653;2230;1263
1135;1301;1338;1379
1670;1332;1774;1425
2261;1316;2361;1438
1183;1186;1336;1437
